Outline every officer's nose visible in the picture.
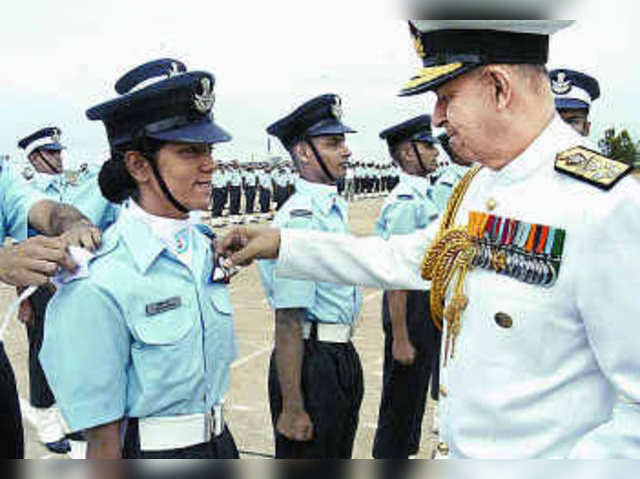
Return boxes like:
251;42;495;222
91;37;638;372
432;98;447;128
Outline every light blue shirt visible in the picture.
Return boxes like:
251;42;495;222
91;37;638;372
229;171;242;187
375;173;439;239
430;164;469;214
211;170;229;188
40;208;237;432
27;174;119;234
258;178;362;325
0;166;45;242
257;171;272;188
243;171;257;187
28;173;67;202
273;170;288;187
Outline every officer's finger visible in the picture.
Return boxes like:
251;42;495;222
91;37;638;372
229;243;258;267
16;269;51;287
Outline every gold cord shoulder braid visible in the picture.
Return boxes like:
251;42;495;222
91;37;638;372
421;165;482;364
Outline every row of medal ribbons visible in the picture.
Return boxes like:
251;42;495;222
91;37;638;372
466;211;566;288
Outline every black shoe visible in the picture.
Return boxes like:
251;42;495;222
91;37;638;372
45;438;71;454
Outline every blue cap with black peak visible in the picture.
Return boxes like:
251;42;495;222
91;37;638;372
18;127;65;155
379;115;439;148
266;94;356;150
550;69;600;111
87;58;231;147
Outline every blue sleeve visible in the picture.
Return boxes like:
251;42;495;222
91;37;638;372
378;202;418;239
68;176;120;230
40;280;130;432
270;215;316;309
0;172;45;241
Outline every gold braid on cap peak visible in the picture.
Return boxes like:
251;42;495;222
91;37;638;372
420;164;482;364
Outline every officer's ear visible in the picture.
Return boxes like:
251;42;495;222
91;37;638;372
292;142;311;165
124;150;152;184
482;65;513;112
584;120;592;137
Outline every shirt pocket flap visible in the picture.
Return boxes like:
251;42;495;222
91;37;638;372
133;312;195;345
210;290;233;315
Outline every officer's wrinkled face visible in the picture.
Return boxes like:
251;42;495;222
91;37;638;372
433;68;501;166
558;108;591;137
154;142;215;215
299;134;352;183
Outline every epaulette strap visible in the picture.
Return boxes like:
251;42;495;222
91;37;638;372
290;209;312;218
555;146;631;190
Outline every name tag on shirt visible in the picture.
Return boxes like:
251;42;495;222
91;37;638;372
146;297;182;316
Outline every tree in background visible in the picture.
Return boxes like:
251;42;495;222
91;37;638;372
598;128;638;166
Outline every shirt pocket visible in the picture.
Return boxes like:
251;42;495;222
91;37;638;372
132;308;196;345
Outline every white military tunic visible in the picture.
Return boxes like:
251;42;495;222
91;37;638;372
274;115;640;458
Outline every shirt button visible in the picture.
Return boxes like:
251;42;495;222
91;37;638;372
486;198;498;211
494;312;514;329
439;385;449;397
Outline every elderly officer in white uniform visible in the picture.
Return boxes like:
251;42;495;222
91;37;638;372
219;20;640;459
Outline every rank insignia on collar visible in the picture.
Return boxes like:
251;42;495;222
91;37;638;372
555;146;631;190
467;212;566;288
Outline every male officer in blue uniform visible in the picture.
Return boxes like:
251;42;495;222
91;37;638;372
16;128;120;454
257;161;273;217
258;94;363;458
373;115;441;459
211;159;229;223
228;161;242;218
243;162;258;217
0;161;101;458
550;69;600;137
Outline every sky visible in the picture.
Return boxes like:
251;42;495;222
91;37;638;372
0;0;637;170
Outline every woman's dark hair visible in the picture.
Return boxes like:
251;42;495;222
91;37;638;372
98;135;166;204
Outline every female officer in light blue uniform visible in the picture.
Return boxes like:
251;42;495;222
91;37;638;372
40;58;239;459
373;115;442;459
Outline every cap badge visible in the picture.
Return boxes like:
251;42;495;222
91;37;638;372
552;72;572;95
168;61;182;78
194;77;215;114
51;129;61;144
330;96;343;120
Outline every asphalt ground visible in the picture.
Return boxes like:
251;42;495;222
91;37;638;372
2;194;437;459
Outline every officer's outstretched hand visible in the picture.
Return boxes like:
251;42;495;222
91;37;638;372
0;236;77;287
217;226;281;267
277;409;314;442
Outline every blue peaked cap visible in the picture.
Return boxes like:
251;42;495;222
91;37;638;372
86;58;232;147
550;69;601;111
266;94;356;150
379;115;438;147
18;127;65;153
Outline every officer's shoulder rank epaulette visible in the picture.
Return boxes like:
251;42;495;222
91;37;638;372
555;146;631;191
290;209;313;218
397;193;414;201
